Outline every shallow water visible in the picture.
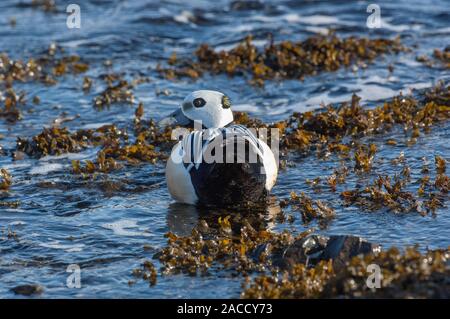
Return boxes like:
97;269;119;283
0;0;449;298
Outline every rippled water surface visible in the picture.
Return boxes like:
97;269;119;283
0;0;449;298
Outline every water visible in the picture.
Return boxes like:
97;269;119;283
0;0;449;298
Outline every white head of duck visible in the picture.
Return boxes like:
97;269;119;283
160;90;233;129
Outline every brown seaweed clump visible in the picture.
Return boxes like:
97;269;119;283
341;169;447;216
17;127;90;157
71;150;121;176
353;143;377;172
132;261;157;286
30;0;57;12
16;105;171;177
71;138;163;177
133;115;182;154
16;124;128;158
102;136;163;164
92;73;150;108
159;34;406;85
0;168;12;190
17;127;99;158
0;201;20;208
435;155;446;174
280;191;335;224
0;87;24;123
0;43;89;87
432;48;450;68
0;43;89;123
71;106;167;176
242;259;335;298
242;246;450;299
93;80;135;108
417;47;450;69
281;84;450;155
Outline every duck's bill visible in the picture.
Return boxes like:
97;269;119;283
158;108;193;128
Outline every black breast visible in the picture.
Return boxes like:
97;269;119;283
188;129;267;208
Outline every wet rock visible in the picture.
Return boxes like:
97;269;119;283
11;284;43;296
274;234;380;271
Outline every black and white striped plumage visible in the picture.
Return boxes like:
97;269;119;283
164;90;277;207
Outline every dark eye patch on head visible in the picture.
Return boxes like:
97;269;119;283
193;97;206;108
222;95;231;109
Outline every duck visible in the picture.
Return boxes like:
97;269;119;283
161;90;277;207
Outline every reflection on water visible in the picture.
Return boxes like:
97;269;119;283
167;203;199;236
167;199;282;236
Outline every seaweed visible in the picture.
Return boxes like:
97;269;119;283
71;113;165;176
353;144;377;172
242;259;335;298
0;43;89;123
281;192;335;224
340;173;445;216
148;215;449;299
153;214;312;276
242;246;450;298
0;87;25;123
71;137;163;177
0;168;12;190
82;76;93;92
71;150;121;177
132;261;157;286
16;124;128;158
92;73;150;108
435;155;446;174
0;43;89;87
280;84;450;156
0;201;20;208
417;47;450;69
30;0;57;12
17;127;92;157
93;80;135;108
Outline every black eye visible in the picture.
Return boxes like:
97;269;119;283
193;98;206;108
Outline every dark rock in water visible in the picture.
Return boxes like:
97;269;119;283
11;284;43;296
320;235;381;271
274;235;380;271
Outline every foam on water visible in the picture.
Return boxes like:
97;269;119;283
101;220;151;237
29;163;64;175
